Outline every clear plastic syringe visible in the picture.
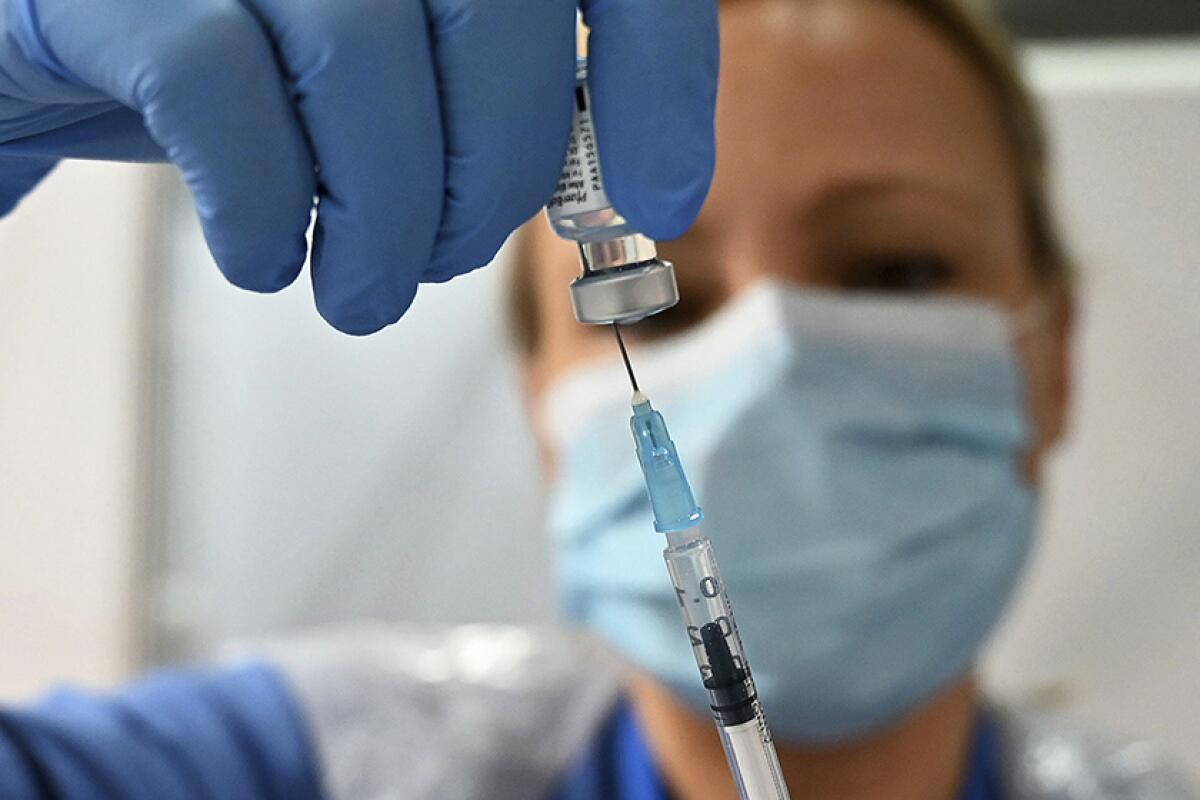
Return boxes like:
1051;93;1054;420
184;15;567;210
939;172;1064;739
545;50;788;798
622;346;791;800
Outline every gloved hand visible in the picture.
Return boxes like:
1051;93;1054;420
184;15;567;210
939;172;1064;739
0;0;718;334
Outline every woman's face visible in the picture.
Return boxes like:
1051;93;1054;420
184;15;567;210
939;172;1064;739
526;0;1070;468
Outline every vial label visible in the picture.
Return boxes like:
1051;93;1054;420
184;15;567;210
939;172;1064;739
548;83;609;216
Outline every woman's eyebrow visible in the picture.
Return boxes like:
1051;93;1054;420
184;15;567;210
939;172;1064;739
801;175;989;220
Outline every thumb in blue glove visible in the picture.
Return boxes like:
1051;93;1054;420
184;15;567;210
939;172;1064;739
0;0;717;335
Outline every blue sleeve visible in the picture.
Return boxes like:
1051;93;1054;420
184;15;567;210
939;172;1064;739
548;697;666;800
0;662;325;800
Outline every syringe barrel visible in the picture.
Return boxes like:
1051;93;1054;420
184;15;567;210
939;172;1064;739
719;716;792;800
663;532;791;800
662;533;754;701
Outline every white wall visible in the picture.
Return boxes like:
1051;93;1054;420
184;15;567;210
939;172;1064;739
983;41;1200;781
152;201;550;658
0;162;160;698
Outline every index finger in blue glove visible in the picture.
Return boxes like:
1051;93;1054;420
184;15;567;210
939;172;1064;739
24;0;315;293
0;155;56;217
245;0;444;335
0;107;166;163
581;0;719;242
421;0;577;283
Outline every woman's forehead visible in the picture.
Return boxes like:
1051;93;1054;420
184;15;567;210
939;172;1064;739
708;0;1017;223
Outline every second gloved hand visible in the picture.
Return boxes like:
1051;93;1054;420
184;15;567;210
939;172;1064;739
0;0;718;334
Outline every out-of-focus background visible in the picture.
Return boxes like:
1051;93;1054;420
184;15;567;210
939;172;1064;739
2;2;1198;784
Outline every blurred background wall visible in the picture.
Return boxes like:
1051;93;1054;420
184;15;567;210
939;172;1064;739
0;19;1197;787
981;41;1200;775
0;162;165;697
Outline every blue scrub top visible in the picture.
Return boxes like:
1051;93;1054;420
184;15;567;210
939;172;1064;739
551;697;1002;800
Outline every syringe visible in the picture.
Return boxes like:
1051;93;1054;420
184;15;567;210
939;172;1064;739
543;51;788;799
617;328;791;800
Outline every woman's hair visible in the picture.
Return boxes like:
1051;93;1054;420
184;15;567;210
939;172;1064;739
506;0;1069;357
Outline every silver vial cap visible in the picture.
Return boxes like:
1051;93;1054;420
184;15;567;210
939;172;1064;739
569;258;680;325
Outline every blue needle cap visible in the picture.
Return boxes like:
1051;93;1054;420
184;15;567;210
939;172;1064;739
630;392;704;533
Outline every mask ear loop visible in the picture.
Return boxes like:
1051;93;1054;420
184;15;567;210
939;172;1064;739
1008;288;1067;482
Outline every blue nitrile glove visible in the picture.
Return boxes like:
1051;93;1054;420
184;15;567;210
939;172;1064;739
0;663;323;800
0;0;718;334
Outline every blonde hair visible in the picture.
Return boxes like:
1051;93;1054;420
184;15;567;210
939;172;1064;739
507;0;1069;356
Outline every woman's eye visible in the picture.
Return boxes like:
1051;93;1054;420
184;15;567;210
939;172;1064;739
841;255;955;293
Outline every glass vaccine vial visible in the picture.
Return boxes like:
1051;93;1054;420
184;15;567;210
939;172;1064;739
545;59;680;325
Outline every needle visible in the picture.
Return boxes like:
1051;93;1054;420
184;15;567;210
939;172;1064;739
612;323;640;393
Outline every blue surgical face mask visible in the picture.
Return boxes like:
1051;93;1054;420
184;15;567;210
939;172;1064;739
542;279;1038;743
